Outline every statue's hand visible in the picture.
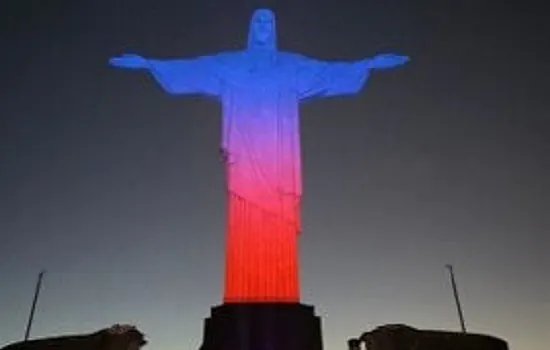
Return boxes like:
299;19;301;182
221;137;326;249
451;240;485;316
367;54;410;70
109;54;148;69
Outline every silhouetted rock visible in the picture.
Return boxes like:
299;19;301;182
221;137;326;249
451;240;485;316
350;324;508;350
0;324;147;350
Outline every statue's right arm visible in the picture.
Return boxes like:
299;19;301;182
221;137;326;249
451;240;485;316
109;53;223;96
109;54;150;70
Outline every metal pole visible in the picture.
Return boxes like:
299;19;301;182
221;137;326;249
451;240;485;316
445;264;467;333
24;270;46;341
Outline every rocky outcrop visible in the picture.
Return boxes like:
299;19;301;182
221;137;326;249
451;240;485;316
349;324;508;350
0;324;147;350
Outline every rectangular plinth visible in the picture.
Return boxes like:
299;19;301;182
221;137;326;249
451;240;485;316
200;303;322;350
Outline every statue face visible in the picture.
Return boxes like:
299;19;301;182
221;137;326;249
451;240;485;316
251;10;274;45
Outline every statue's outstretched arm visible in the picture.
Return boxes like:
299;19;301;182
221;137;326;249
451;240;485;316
109;52;223;96
296;51;408;100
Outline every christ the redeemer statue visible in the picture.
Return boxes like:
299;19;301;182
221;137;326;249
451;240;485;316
110;8;408;303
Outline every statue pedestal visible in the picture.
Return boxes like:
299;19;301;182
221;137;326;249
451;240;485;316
199;303;323;350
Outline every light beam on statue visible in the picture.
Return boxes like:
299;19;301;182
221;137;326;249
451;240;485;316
109;8;409;304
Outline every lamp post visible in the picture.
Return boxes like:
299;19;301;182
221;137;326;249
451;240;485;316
445;264;466;333
24;270;46;341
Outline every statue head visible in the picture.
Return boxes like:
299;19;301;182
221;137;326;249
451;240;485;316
248;8;277;51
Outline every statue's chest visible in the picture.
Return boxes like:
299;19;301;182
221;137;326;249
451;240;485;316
222;62;294;91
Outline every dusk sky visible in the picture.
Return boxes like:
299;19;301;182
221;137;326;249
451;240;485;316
1;1;548;350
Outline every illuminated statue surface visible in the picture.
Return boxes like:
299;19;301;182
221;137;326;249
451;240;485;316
110;8;409;303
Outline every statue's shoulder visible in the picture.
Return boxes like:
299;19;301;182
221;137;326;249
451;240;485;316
277;51;308;63
212;50;247;65
277;52;318;70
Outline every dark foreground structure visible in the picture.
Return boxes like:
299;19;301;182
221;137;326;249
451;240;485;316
200;303;322;350
349;324;508;350
0;325;147;350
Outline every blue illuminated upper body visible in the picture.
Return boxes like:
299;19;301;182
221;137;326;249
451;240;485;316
109;8;409;224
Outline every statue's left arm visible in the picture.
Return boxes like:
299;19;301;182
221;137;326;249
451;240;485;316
295;53;409;101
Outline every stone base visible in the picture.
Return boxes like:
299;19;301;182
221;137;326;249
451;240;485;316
199;303;323;350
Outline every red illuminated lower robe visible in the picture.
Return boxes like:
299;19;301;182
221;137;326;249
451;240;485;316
221;73;304;302
147;52;370;302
